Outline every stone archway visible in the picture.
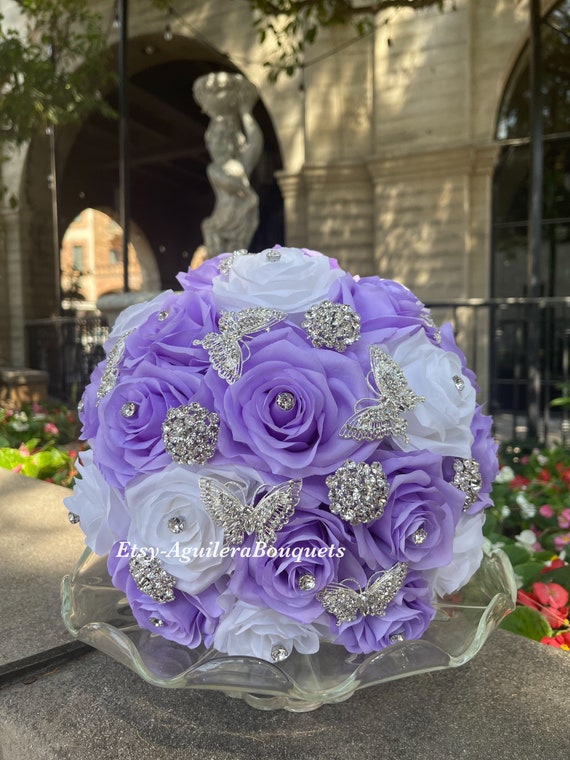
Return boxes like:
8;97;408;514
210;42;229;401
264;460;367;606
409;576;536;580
19;32;284;321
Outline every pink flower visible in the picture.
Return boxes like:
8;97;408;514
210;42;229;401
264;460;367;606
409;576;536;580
539;504;554;518
517;582;569;629
44;422;59;436
18;443;30;457
11;464;23;474
554;533;570;552
558;508;570;529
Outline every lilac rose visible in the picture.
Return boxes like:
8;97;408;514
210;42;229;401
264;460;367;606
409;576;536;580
229;505;363;624
206;325;378;479
329;570;435;654
122;288;219;373
352;449;465;572
108;543;222;648
91;361;209;490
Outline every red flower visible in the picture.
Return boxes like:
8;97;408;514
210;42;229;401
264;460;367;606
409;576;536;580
517;582;569;629
510;474;530;489
541;631;570;651
541;558;566;573
538;468;551;482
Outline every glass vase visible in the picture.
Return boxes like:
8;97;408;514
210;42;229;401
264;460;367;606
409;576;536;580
61;546;516;712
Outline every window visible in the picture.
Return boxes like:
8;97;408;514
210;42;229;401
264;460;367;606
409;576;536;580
72;245;84;270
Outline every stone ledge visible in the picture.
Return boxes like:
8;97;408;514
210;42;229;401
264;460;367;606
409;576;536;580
0;367;49;405
0;630;569;760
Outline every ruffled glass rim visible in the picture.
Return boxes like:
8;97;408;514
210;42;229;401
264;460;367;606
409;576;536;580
61;547;516;712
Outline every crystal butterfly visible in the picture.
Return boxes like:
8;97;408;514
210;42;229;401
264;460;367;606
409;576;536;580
193;307;286;384
339;345;425;443
199;477;302;546
317;562;409;625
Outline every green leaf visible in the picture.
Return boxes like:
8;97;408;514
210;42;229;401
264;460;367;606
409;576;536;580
538;565;570;588
0;448;24;470
500;543;532;566
515;561;547;588
501;605;552;641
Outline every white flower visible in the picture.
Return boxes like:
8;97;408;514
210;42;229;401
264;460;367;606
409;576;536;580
495;466;515;484
10;421;29;432
515;492;536;519
425;512;485;598
390;330;476;458
514;529;537;552
212;247;344;315
64;449;130;555
500;505;511;519
105;289;175;347
213;593;321;661
126;463;263;594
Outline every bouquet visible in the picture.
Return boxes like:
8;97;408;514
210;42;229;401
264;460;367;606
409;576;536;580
65;246;498;663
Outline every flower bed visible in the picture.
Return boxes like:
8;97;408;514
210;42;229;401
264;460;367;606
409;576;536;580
485;444;570;651
0;401;85;487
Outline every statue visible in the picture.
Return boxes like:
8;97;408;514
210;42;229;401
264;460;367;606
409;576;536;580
193;72;263;258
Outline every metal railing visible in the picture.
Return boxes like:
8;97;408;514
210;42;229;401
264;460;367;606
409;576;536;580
26;298;570;444
26;316;109;404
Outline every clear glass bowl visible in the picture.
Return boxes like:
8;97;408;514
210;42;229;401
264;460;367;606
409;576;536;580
61;547;516;712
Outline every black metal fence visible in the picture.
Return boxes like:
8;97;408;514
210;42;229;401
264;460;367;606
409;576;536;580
26;298;570;444
26;316;109;404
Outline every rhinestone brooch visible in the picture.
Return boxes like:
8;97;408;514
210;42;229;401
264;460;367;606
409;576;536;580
452;458;483;510
302;300;361;352
129;550;176;604
162;403;219;465
340;345;424;443
318;562;409;625
96;330;133;405
326;460;389;525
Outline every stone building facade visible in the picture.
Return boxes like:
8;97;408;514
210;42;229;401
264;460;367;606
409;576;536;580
0;0;562;373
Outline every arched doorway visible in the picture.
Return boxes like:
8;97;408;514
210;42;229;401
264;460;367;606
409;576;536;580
59;34;284;294
491;0;570;425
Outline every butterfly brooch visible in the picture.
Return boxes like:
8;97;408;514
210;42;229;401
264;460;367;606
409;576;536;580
339;345;425;443
193;307;286;384
199;477;302;547
317;562;409;625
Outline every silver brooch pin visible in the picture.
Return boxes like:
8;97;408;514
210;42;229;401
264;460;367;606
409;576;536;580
452;458;483;510
199;477;302;547
162;402;219;465
218;249;252;275
326;460;389;525
302;301;361;352
317;562;409;625
129;550;176;603
96;330;134;405
193;307;287;384
339;345;425;443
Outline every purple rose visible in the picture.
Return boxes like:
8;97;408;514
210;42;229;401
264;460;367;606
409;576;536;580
329;571;435;654
78;362;104;440
122;289;218;373
176;257;221;291
92;360;208;490
108;542;223;648
229;505;363;624
352;449;465;571
328;274;435;355
207;325;378;479
442;405;498;515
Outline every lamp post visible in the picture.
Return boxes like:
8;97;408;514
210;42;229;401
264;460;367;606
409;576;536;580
118;0;130;293
526;0;544;440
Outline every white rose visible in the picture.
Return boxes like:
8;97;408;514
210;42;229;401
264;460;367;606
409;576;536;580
64;449;130;555
105;289;175;347
390;330;476;458
425;512;485;598
126;463;263;594
213;593;321;662
212;247;344;315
